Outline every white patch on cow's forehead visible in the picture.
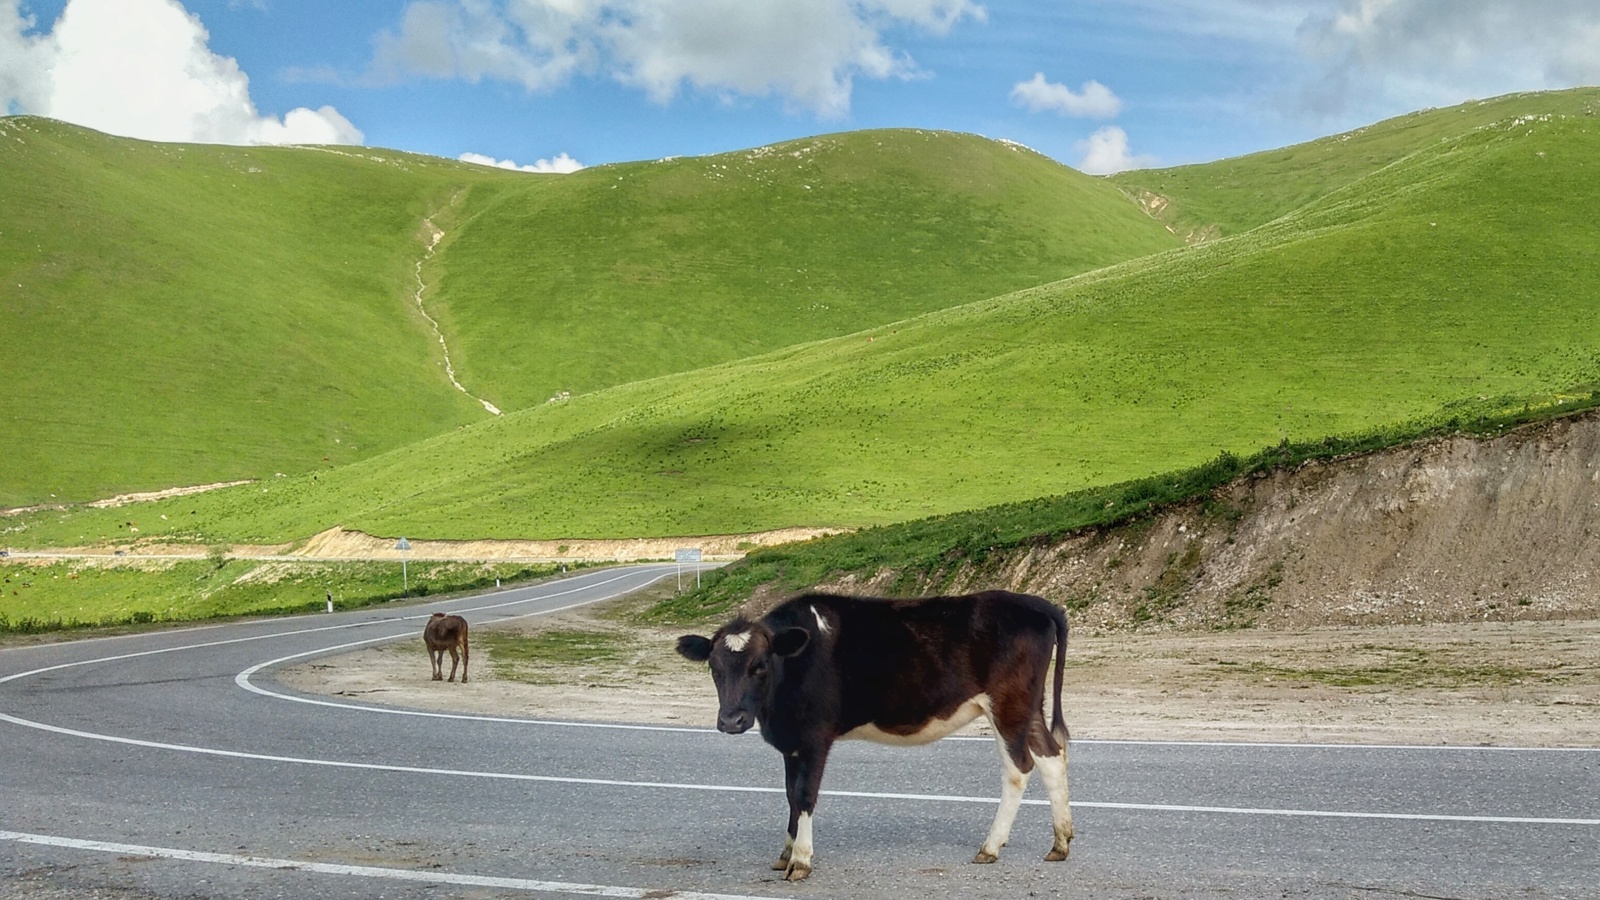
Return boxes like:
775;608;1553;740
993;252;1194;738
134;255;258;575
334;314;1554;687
810;606;831;635
723;631;752;652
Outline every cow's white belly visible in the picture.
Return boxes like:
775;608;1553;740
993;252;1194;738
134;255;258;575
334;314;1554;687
839;693;991;746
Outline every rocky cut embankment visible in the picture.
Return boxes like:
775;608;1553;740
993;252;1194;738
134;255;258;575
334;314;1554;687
877;412;1600;632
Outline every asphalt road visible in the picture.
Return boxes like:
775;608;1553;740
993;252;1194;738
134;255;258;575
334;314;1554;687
2;565;1597;899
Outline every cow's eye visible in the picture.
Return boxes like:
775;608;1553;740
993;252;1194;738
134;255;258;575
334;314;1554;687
751;661;769;676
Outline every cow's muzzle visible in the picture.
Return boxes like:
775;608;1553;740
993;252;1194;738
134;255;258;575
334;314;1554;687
718;711;754;734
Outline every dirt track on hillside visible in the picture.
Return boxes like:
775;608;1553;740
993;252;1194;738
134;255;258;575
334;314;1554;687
6;525;844;565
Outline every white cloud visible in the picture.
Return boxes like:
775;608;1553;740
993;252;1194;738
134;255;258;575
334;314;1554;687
1010;73;1123;118
373;0;985;117
0;0;362;145
460;150;585;173
1296;0;1600;117
1075;125;1155;175
1;1;51;114
1069;1;1600;132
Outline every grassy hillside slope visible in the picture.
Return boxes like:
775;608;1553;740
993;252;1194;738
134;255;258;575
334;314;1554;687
1111;87;1600;238
9;94;1596;547
0;122;1176;506
0;117;516;505
431;129;1181;410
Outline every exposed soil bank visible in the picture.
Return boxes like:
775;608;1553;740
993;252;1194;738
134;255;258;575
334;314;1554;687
858;411;1600;632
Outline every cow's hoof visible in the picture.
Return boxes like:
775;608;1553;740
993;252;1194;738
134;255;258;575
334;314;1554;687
431;675;442;681
771;857;790;871
1044;847;1070;862
461;676;469;683
783;861;812;881
972;851;999;864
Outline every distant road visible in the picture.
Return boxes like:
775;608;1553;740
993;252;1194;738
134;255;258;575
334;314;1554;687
0;549;618;564
2;565;1596;899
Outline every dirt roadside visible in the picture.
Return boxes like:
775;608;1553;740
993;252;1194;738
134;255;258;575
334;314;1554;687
278;590;1600;748
2;525;844;565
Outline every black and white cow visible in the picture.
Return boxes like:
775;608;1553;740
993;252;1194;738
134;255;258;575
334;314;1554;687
677;589;1072;880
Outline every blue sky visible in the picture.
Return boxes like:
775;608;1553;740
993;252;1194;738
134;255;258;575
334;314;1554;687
4;0;1599;174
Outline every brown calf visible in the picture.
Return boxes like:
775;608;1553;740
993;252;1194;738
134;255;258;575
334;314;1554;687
423;613;470;682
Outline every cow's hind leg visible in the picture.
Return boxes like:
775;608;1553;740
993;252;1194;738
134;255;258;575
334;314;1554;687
429;648;443;680
976;707;1035;863
447;645;461;682
1029;718;1073;861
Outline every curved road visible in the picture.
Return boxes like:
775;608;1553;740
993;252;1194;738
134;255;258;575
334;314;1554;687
2;566;1596;899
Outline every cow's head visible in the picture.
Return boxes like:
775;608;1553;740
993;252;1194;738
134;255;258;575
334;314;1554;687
677;618;810;734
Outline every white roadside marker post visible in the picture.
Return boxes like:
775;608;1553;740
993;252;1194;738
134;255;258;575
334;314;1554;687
674;548;703;592
396;537;411;597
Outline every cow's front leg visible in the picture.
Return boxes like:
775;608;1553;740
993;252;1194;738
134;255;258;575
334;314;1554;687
775;743;830;881
773;753;800;872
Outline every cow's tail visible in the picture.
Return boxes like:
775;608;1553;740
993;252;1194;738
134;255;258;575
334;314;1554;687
1049;604;1069;746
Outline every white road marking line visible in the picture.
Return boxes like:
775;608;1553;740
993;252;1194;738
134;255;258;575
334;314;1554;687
1069;738;1600;753
0;829;778;900
1;620;384;686
239;668;1600;754
0;708;778;794
1071;801;1600;826
1;710;1594;827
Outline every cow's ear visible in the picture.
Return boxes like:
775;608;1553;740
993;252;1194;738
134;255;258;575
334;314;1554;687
677;635;713;662
771;627;810;658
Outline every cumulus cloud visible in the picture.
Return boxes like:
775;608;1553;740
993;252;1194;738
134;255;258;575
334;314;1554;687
1295;0;1600;117
1;1;50;113
0;0;362;145
373;0;985;117
460;150;585;173
1075;125;1155;175
1010;73;1123;118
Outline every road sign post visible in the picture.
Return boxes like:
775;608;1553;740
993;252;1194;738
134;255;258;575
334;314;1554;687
675;548;703;591
396;537;411;595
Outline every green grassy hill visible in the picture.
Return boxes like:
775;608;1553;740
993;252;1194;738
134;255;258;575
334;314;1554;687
10;91;1597;548
0;121;1176;507
0;117;514;506
426;128;1180;410
1111;88;1600;239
